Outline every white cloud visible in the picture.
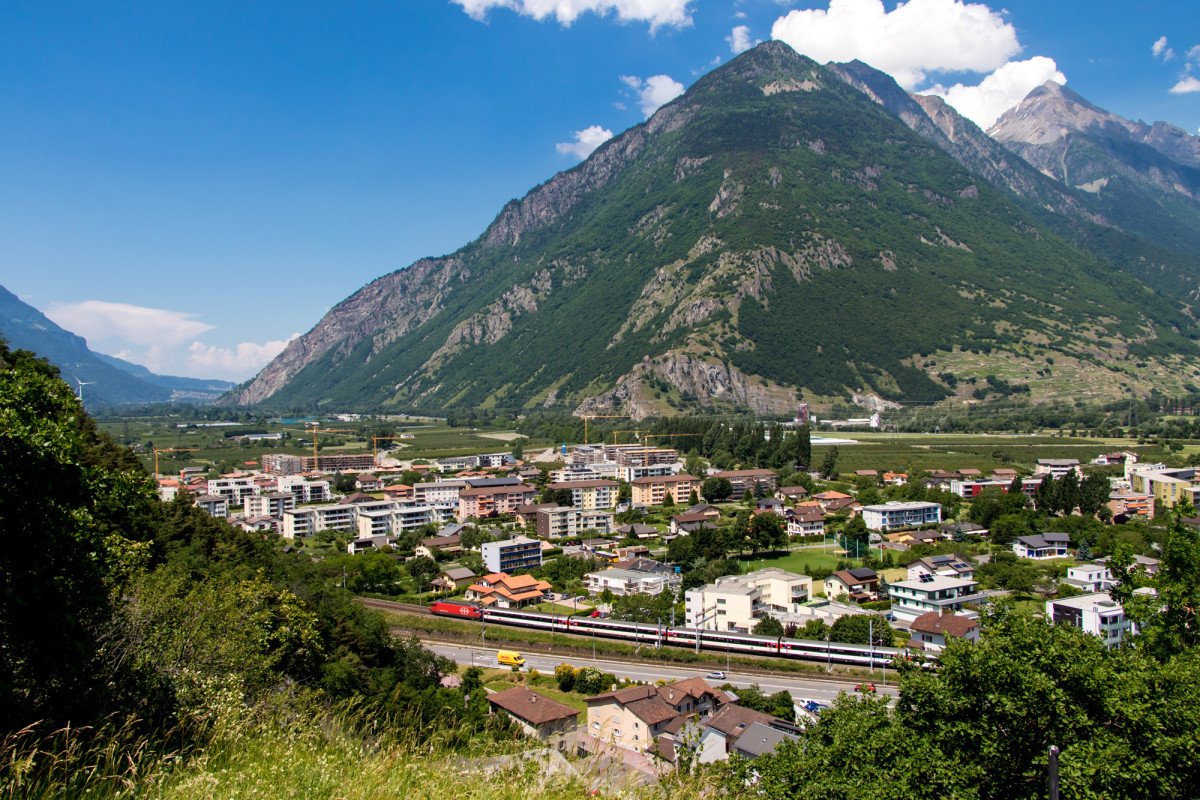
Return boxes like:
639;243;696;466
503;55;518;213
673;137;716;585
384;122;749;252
1188;45;1200;63
1170;76;1200;94
186;336;297;377
452;0;693;31
556;125;614;159
1152;36;1175;61
727;25;759;54
923;56;1066;130
621;74;685;118
45;300;214;347
770;0;1020;89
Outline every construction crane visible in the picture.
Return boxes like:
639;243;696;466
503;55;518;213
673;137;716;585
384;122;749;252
300;427;358;471
153;447;198;476
610;430;704;474
371;436;409;460
579;414;630;445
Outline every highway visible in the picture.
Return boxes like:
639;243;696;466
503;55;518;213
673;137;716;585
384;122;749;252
424;638;898;706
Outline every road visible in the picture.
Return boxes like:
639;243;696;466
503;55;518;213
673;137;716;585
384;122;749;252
425;639;897;705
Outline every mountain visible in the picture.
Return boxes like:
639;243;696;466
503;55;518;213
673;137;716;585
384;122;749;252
829;63;1200;305
0;285;234;407
231;42;1200;418
988;82;1200;261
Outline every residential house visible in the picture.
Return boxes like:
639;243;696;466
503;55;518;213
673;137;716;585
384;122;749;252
940;521;988;538
487;687;579;742
862;501;943;531
355;474;384;491
823;568;880;604
481;535;543;573
346;533;395;554
776;486;811;501
670;512;719;535
431;567;476;592
685;568;813;632
382;483;414;503
906;554;975;582
1094;554;1160;576
729;722;800;760
813;491;852;511
854;469;879;481
1012;532;1071;560
464;572;552;608
614;522;658;540
823;497;862;516
755;497;787;513
787;509;826;537
585;678;730;754
1062;563;1115;593
585;567;681;597
694;705;794;764
1047;592;1139;649
883;472;909;486
889;575;981;623
683;503;723;520
907;612;980;653
415;533;463;559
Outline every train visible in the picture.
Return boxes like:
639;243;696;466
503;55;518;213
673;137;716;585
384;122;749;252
428;601;900;668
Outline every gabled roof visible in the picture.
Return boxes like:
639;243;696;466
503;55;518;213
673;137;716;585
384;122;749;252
487;687;579;725
704;705;777;743
733;722;797;757
910;612;979;638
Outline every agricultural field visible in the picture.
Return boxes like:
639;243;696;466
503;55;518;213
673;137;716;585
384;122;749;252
810;432;1152;475
94;413;549;476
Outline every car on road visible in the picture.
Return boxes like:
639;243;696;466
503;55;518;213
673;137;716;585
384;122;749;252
856;682;877;694
706;671;726;681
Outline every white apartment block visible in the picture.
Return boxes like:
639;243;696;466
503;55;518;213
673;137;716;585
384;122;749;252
275;475;331;504
243;492;295;518
550;463;622;483
685;568;813;633
862;501;943;531
585;568;680;597
282;503;357;539
207;475;257;503
413;480;466;506
1047;592;1136;649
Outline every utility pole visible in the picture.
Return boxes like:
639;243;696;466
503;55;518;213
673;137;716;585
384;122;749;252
1048;745;1060;800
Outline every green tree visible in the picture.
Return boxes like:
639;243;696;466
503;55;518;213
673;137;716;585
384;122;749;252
750;512;787;554
820;446;839;480
753;615;784;637
701;477;733;502
828;613;891;647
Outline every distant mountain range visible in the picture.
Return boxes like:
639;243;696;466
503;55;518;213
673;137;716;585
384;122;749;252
226;42;1200;418
0;285;234;408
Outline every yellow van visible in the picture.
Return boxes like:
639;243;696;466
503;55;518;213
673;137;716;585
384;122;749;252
497;650;525;668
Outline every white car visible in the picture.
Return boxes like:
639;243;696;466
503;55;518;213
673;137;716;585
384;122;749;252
706;671;726;681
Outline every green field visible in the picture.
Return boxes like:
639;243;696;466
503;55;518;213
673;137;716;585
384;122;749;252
808;432;1151;475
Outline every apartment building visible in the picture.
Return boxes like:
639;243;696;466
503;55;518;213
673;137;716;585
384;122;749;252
275;475;332;504
861;501;943;531
585;567;680;597
535;506;615;540
242;491;295;518
482;535;544;573
546;479;619;510
413;480;466;506
1129;466;1200;510
684;568;813;632
207;475;258;503
550;463;621;483
712;469;778;496
631;474;700;508
457;480;537;521
1035;459;1081;478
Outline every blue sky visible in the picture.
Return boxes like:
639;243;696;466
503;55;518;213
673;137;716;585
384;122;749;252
3;0;1198;380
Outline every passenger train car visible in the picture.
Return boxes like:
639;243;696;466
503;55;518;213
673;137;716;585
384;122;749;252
431;604;900;668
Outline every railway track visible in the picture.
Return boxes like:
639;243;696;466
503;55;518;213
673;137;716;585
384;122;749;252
357;596;886;684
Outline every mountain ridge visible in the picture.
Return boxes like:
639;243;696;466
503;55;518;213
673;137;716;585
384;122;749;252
229;42;1200;417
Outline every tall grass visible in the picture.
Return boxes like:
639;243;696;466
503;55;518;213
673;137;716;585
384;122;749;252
1;699;721;799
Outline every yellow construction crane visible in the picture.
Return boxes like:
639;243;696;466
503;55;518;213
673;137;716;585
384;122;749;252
302;427;358;471
371;435;409;460
579;414;630;445
153;447;198;476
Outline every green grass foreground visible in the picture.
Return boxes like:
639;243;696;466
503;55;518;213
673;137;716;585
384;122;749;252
0;702;720;800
